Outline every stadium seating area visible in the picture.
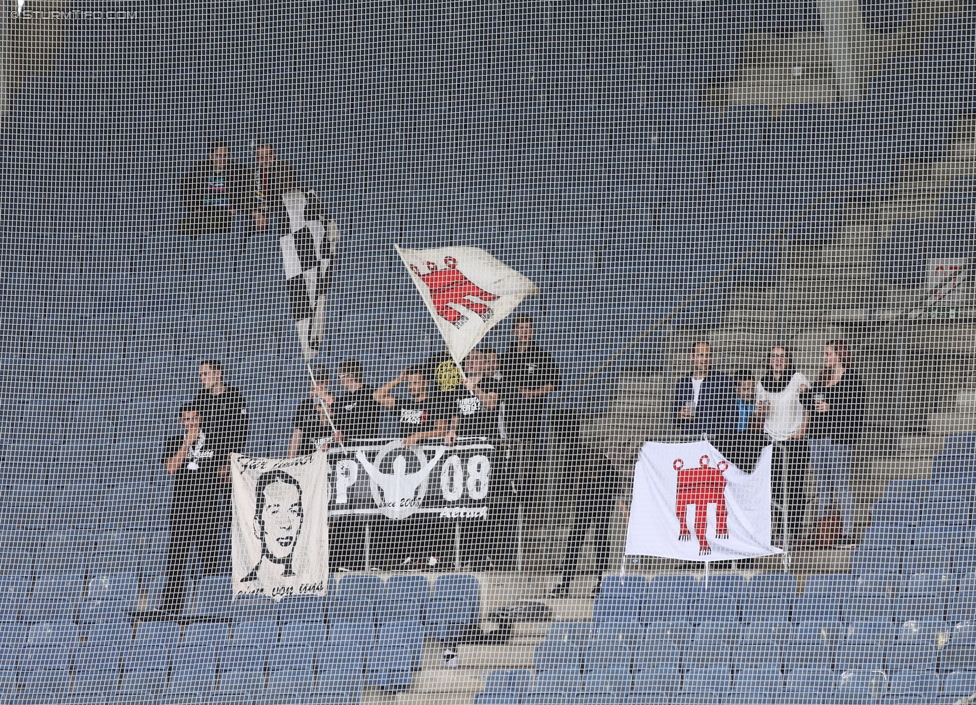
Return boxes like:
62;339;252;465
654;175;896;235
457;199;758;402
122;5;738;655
0;572;480;703
473;432;976;705
2;3;975;425
475;573;976;705
877;175;976;287
3;0;976;703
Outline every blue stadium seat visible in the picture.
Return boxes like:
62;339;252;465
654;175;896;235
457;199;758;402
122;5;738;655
0;577;30;622
21;622;80;673
124;621;180;671
189;574;234;619
533;669;582;695
785;624;835;670
278;595;326;624
216;670;264;695
733;640;782;671
871;498;921;526
475;694;521;705
851;546;902;575
583;669;631;697
267;668;314;696
854;573;905;600
793;592;842;623
642;576;697;623
844;619;896;646
365;620;424;690
844;589;894;623
524;693;569;705
23;573;84;624
231;595;277;624
632;640;680;673
119;668;167;695
429;575;479;644
75;622;128;672
583;637;632;673
535;640;582;673
888;669;939;700
548;623;592;647
836;668;889;703
682;665;731;695
573;693;619;705
232;620;278;647
733;665;783;697
835;641;884;670
594;577;649;624
483;670;533;699
330;575;384;624
379;575;429;625
73;668;120;694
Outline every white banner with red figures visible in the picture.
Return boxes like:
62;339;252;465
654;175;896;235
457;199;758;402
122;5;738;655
395;245;539;367
625;441;782;563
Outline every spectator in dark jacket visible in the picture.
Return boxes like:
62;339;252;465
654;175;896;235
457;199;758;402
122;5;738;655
178;140;251;239
672;341;737;438
801;340;866;548
550;428;626;599
250;142;298;232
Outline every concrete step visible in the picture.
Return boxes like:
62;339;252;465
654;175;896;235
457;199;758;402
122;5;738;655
410;668;486;692
929;412;976;435
455;643;535;669
394;690;478;705
898;433;946;458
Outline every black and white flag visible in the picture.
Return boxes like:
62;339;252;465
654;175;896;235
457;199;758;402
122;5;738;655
281;190;340;361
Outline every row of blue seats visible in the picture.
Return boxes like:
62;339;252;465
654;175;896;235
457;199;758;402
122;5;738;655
545;617;960;648
476;667;975;705
1;624;418;690
589;573;976;623
0;690;353;705
868;494;976;528
533;625;976;673
0;573;479;636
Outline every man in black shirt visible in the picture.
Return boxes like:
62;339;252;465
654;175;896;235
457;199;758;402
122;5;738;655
178;140;251;240
190;359;249;478
500;315;561;442
288;365;336;458
329;359;383;571
500;315;561;506
550;435;625;599
374;366;451;568
446;349;501;443
332;359;384;442
374;366;450;445
443;350;504;570
160;403;223;614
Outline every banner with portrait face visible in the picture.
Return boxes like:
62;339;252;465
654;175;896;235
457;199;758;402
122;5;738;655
231;442;495;598
231;452;331;600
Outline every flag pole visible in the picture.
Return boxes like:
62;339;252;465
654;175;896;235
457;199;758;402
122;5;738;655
304;360;347;452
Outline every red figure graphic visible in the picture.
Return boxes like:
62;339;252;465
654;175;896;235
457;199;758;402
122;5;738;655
674;455;730;555
411;257;499;327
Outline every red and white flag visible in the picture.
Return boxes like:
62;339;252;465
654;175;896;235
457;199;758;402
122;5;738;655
625;441;782;563
395;245;539;366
